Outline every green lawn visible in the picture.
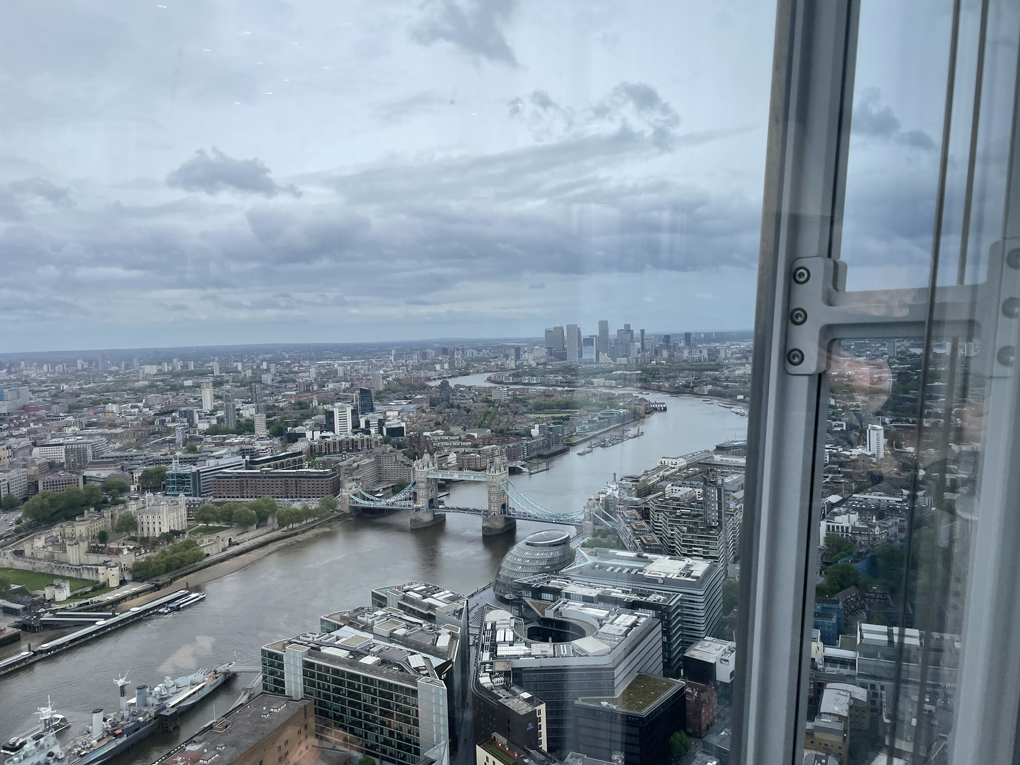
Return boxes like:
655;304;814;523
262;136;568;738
190;525;230;535
0;567;99;594
63;585;117;604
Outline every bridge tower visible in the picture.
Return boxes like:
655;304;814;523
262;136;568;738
482;450;516;536
410;452;445;529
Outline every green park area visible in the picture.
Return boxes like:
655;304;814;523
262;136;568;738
0;567;98;595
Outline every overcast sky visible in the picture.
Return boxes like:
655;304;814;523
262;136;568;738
2;0;1009;353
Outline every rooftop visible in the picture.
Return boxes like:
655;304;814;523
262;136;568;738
157;694;326;765
576;673;684;714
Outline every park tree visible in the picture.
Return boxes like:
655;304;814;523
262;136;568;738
115;512;138;534
102;478;130;496
1;494;21;510
722;578;740;616
318;495;338;514
233;506;257;530
669;731;691;760
97;530;109;545
139;466;168;491
822;562;860;595
184;444;200;454
82;483;103;508
252;496;278;523
195;504;219;525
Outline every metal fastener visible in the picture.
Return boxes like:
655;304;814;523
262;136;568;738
787;348;805;366
790;308;808;325
998;346;1015;367
792;266;811;285
1003;298;1020;318
1008;249;1020;270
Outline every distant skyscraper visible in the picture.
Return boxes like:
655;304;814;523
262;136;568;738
582;336;597;361
250;383;265;415
254;412;268;438
598;320;610;356
223;393;237;430
640;328;646;353
355;387;375;416
867;424;885;460
545;328;555;349
211;361;220;376
201;381;214;411
552;324;565;356
685;332;693;348
566;324;582;364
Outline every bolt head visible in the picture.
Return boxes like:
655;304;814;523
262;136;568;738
793;266;811;285
790;308;808;325
998;346;1015;367
1008;249;1020;269
787;348;805;366
1004;297;1020;318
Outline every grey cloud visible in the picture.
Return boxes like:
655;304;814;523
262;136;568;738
852;89;936;151
411;0;518;66
0;177;73;220
167;148;302;198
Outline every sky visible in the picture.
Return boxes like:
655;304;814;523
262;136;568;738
1;0;1012;352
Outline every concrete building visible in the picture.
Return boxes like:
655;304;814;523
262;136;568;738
0;467;28;501
261;623;452;765
213;468;341;500
559;548;725;664
866;424;885;460
494;530;575;600
224;393;237;430
329;404;354;436
254;413;268;438
157;694;343;765
574;674;687;765
478;602;663;754
201;381;214;411
598;320;610;356
39;472;84;493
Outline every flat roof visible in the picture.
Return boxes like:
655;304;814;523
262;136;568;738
576;673;684;714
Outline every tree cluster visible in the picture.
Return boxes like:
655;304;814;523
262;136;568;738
22;485;106;524
581;528;625;550
131;539;205;580
139;466;168;491
195;496;279;528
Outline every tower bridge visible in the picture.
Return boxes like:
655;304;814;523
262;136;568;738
338;451;584;536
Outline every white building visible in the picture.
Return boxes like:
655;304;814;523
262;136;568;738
201;381;214;411
866;424;885;460
0;467;28;501
330;404;354;435
44;580;72;602
254;412;268;438
130;494;188;538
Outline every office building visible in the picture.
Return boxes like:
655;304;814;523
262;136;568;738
866;424;885;460
157;694;343;765
250;383;265;413
254;412;267;438
649;474;743;566
223;392;237;430
201;381;214;411
544;327;555;350
582;336;597;362
261;620;454;765
246;452;306;471
574;674;687;765
559;548;724;666
164;456;246;497
39;472;84;493
355;387;375;416
478;601;663;754
551;324;565;359
213;468;341;500
494;530;575;600
0;468;29;501
566;324;582;364
329;404;354;436
598;320;610;356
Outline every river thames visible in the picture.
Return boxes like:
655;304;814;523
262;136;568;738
0;382;745;764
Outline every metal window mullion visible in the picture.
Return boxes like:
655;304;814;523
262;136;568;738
733;1;858;763
950;18;1020;760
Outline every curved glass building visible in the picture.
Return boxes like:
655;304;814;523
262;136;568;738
494;529;573;601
